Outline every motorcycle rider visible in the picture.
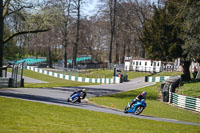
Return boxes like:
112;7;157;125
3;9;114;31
130;91;147;107
70;88;87;100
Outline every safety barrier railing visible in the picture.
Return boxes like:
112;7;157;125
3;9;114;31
169;92;200;113
145;76;181;82
145;76;172;82
26;66;120;84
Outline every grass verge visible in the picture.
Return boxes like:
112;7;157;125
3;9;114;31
89;83;200;123
39;68;150;80
0;97;199;133
22;69;97;88
177;80;200;98
153;72;183;77
126;71;150;80
17;69;150;88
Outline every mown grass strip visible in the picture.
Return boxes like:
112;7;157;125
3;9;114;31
0;97;199;133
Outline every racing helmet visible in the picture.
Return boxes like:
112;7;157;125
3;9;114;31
82;89;86;93
141;91;147;97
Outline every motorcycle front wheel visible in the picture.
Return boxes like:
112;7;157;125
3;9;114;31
67;98;70;102
72;96;80;103
134;106;144;115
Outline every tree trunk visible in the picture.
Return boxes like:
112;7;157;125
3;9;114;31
115;41;119;64
0;0;3;77
64;45;67;68
72;0;80;68
183;61;191;81
109;0;117;66
127;44;130;57
120;43;126;64
48;47;52;68
63;0;71;68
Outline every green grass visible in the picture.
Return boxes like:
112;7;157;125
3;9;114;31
126;71;150;80
153;72;183;77
43;69;112;78
42;68;150;80
7;68;149;87
177;80;200;98
89;84;200;123
0;97;199;133
22;69;97;88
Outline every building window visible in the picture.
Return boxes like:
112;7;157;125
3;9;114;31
136;61;138;65
139;62;141;65
133;61;135;65
157;62;159;66
154;62;156;66
145;62;147;66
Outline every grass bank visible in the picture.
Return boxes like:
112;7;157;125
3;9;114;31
89;84;200;123
177;80;200;98
0;97;199;133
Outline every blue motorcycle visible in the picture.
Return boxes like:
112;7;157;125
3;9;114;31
124;99;146;115
67;91;82;103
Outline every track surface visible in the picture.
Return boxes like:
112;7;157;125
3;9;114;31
0;77;199;126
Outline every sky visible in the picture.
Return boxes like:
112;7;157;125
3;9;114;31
82;0;158;17
82;0;98;17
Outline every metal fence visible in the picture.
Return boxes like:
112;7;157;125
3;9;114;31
169;92;200;113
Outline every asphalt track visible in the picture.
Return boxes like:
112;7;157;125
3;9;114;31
0;77;199;126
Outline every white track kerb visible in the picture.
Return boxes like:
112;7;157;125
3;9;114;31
26;66;120;84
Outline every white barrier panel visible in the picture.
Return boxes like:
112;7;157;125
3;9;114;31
26;66;120;84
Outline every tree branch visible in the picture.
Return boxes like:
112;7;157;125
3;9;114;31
3;29;50;44
3;0;11;18
8;5;33;16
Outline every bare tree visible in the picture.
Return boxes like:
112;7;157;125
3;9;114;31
108;0;117;67
0;0;50;76
72;0;81;68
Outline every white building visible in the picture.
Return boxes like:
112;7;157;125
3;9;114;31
124;58;162;73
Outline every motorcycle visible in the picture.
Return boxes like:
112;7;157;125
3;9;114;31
124;99;146;115
67;91;82;103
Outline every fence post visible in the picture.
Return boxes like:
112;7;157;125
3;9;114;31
20;62;25;87
168;91;172;104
